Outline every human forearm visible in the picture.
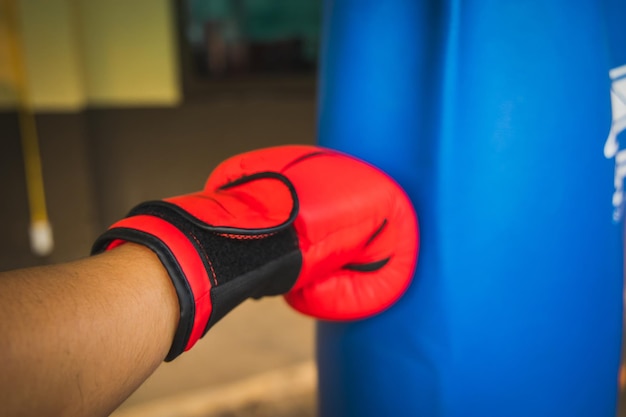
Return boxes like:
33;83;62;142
0;244;179;417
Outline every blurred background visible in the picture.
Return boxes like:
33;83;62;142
0;0;320;415
2;1;626;416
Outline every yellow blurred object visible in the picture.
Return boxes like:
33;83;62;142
0;0;180;110
3;0;54;256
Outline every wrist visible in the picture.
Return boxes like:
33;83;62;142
103;242;180;359
92;203;301;360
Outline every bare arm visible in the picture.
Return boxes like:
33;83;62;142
0;243;179;417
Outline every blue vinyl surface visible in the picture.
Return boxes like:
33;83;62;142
316;1;626;415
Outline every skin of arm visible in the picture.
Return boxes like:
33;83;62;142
0;243;180;417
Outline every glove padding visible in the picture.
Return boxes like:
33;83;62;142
92;145;419;360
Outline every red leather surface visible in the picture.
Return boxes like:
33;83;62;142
206;145;419;320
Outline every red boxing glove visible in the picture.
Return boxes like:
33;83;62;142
92;145;418;360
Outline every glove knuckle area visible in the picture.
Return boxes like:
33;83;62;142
290;185;418;321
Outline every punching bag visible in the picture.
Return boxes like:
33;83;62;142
316;1;626;416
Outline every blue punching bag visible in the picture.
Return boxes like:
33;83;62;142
316;1;626;416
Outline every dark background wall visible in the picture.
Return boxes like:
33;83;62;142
0;0;320;272
0;90;316;272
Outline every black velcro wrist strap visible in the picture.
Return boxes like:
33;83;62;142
92;201;302;361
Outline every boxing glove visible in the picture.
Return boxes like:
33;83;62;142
92;145;418;360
